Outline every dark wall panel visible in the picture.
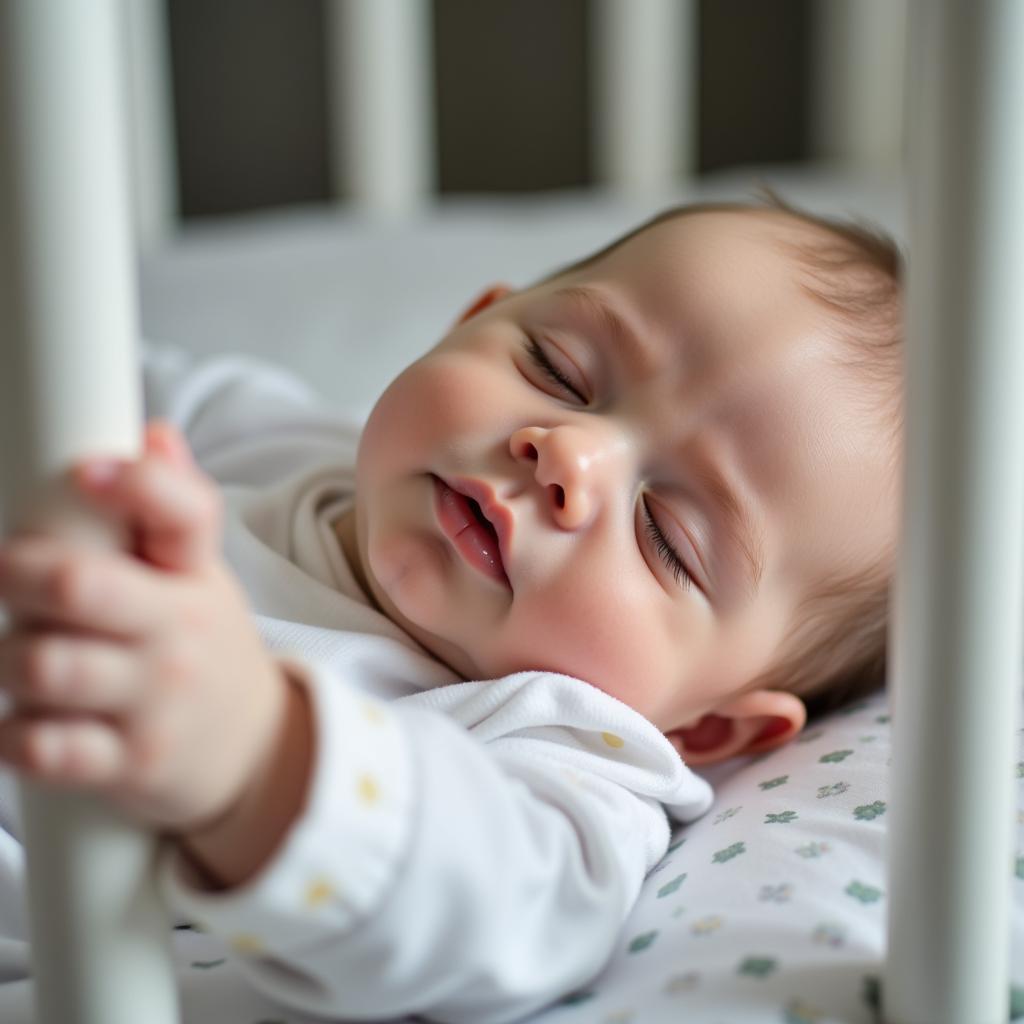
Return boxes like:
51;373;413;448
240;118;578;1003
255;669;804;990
167;1;815;217
697;0;812;173
168;0;330;218
433;0;589;192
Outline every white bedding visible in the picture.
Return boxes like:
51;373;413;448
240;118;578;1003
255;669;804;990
3;163;1022;1022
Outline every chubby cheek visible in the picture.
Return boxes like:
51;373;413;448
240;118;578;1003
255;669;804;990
361;349;515;473
496;567;684;716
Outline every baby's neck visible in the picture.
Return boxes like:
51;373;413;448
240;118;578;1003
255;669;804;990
332;506;380;612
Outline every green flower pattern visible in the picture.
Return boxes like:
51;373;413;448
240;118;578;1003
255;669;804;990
845;880;884;904
853;800;887;821
712;841;746;864
627;931;658;954
819;749;855;764
535;691;1024;1023
738;955;778;978
656;873;687;898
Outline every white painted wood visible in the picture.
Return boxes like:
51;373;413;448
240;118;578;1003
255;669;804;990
591;0;696;193
884;2;1024;1021
0;2;179;1021
122;0;178;249
326;0;435;215
811;0;908;170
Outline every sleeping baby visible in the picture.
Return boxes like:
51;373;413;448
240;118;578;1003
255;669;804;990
0;188;903;1022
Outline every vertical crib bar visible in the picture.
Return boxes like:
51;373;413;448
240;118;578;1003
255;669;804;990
0;2;179;1022
122;0;178;250
884;2;1024;1022
809;0;907;171
591;0;697;194
326;0;435;215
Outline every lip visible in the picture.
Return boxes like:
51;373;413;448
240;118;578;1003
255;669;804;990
432;474;513;589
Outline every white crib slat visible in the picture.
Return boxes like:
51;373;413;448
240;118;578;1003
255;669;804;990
810;0;908;171
326;0;435;215
885;2;1024;1021
121;0;178;250
591;0;696;194
0;2;179;1022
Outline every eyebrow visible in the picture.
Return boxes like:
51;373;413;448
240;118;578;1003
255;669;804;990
550;284;767;598
549;285;662;376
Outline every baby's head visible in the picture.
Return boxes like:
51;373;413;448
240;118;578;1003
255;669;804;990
337;188;904;765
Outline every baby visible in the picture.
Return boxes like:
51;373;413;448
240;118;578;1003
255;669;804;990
0;188;903;1021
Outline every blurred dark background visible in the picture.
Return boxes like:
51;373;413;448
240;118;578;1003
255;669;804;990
167;0;814;219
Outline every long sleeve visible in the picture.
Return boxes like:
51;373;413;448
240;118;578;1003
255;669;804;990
140;344;360;489
157;666;713;1024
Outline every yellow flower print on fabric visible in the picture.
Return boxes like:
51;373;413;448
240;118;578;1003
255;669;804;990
357;773;380;805
230;933;265;955
304;876;337;909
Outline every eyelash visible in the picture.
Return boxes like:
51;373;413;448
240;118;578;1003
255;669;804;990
524;337;587;402
523;337;694;592
643;502;694;590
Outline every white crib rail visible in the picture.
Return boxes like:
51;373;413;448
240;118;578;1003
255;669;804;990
883;2;1024;1021
326;0;436;216
0;2;179;1022
124;1;922;235
122;0;178;250
590;0;697;192
323;0;698;212
810;0;908;172
127;0;704;234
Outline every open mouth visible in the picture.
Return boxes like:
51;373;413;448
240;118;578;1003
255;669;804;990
468;497;498;536
433;476;510;587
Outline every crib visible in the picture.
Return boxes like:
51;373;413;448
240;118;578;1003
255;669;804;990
0;2;1022;1022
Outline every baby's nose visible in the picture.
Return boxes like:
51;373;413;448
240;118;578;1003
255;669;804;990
509;425;623;530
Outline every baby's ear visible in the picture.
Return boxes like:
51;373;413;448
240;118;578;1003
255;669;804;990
454;284;514;326
667;689;807;766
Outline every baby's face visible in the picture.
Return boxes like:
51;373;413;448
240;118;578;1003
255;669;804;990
342;211;898;739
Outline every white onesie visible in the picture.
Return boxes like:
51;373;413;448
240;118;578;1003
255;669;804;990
4;346;715;1024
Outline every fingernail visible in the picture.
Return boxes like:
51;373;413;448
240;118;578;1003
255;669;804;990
80;460;120;487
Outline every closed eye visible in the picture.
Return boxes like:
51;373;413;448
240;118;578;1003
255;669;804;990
642;500;695;591
523;337;588;403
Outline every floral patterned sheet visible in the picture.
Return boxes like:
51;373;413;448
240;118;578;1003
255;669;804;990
537;689;1024;1024
3;687;1021;1023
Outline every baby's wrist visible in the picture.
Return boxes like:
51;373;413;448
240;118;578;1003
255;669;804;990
176;665;315;890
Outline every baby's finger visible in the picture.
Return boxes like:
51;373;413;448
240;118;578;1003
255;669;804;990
0;633;141;714
0;714;124;787
143;420;195;470
0;535;179;639
73;446;221;573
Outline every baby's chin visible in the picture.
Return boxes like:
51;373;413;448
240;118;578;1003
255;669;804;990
400;619;488;680
391;607;540;683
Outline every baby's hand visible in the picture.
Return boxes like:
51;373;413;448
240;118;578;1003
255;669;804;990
0;421;287;834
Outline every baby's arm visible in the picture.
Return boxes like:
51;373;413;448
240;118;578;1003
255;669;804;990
159;665;679;1023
